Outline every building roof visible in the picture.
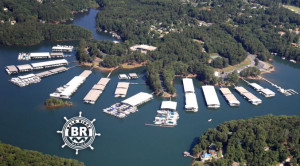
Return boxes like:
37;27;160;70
224;94;240;104
115;88;128;95
6;65;18;72
202;85;220;106
83;89;102;101
31;59;68;68
92;84;106;91
250;83;263;91
18;74;36;79
235;86;248;94
129;73;138;77
261;88;275;95
50;52;64;56
182;78;195;93
79;70;92;78
119;74;128;79
161;101;177;110
29;52;50;57
122;92;153;106
49;67;67;73
220;88;231;95
17;64;33;71
97;78;110;86
130;44;157;51
35;71;52;77
185;93;198;109
116;82;130;88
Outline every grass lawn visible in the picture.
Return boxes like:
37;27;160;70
283;5;300;13
215;57;251;73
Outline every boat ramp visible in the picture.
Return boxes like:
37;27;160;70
219;88;240;106
103;92;153;118
114;82;130;97
83;78;110;104
235;86;262;105
5;59;68;74
182;78;198;112
50;70;92;99
149;101;179;127
202;85;220;108
10;67;68;87
18;52;65;60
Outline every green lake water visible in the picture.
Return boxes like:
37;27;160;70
0;9;299;166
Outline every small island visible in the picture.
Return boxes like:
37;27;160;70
191;115;300;166
44;98;72;108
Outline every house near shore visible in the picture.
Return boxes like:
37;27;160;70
130;44;157;54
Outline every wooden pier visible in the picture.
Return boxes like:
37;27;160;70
259;76;298;96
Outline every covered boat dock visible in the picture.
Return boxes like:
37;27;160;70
114;82;130;97
219;88;240;106
235;86;262;105
183;78;198;112
202;85;220;108
83;78;110;104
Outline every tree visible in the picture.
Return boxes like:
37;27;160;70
227;71;239;85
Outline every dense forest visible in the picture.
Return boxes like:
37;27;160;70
192;115;300;165
0;142;84;165
77;0;300;95
0;0;96;45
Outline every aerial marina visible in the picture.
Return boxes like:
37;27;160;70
202;85;220;108
103;92;153;118
50;70;92;99
235;86;262;105
182;78;198;112
219;88;240;106
83;78;110;104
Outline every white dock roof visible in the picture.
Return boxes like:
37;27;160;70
161;101;177;110
30;52;50;57
17;64;33;71
185;93;198;109
6;65;18;72
31;59;68;68
261;88;275;96
202;85;220;107
122;92;153;107
92;84;106;91
182;78;195;93
250;83;263;91
83;90;102;102
97;78;110;86
79;70;92;78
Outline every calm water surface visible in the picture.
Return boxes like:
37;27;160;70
0;9;299;166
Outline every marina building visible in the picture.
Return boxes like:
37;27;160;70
118;74;129;79
29;52;51;59
50;52;64;58
235;86;262;105
129;44;157;54
249;83;275;98
18;52;65;60
5;59;68;74
52;45;74;52
103;92;153;118
50;70;92;99
219;88;240;106
182;78;198;112
202;85;220;108
128;73;138;79
153;101;179;126
114;82;130;97
83;78;111;104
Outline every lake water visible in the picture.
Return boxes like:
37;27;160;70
0;8;299;166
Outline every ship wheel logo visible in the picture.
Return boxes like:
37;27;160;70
57;112;101;155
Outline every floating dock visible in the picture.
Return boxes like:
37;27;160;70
151;101;179;127
235;86;262;105
10;67;68;87
50;70;92;99
118;74;129;79
219;88;240;106
103;92;153;118
128;73;138;79
114;82;130;97
249;83;275;98
5;59;68;74
18;52;65;60
83;78;110;104
52;45;73;52
183;78;198;112
202;85;220;108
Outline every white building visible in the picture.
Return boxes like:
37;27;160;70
202;85;220;108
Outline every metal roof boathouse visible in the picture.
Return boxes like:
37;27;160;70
182;78;198;112
219;88;240;106
235;86;262;105
83;78;111;104
202;85;220;108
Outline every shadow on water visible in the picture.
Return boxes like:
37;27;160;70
188;137;200;154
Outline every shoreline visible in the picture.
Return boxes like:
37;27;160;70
45;104;72;109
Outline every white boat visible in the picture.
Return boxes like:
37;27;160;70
208;119;212;122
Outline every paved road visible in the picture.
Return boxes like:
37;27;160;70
221;53;255;78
